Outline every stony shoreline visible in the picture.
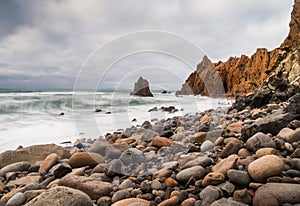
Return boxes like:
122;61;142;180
0;78;299;206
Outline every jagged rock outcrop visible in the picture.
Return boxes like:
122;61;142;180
178;0;300;97
130;76;153;97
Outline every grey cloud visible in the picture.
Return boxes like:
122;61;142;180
0;0;294;89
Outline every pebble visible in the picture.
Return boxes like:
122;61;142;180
220;139;244;158
59;175;113;200
255;148;279;158
38;153;59;173
212;154;238;175
200;140;215;152
68;152;105;168
180;197;197;206
277;127;295;140
97;196;112;206
287;128;300;143
158;196;179;206
211;198;248;206
227;169;251;186
247;155;285;182
0;161;31;177
233;189;252;205
6;192;25;206
111;189;131;203
176;166;205;182
202;172;225;186
199;186;220;200
246;132;276;152
151;137;173;148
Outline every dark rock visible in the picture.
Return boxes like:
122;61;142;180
49;162;72;178
95;108;102;113
131;76;153;97
227;169;251;186
148;107;158;112
220;139;244;158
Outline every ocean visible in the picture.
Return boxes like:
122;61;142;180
0;89;231;152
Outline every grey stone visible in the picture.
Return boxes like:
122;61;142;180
227;169;251;186
199;186;220;200
7;192;25;206
246;132;276;152
176;166;205;182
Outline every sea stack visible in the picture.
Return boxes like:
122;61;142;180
130;76;153;97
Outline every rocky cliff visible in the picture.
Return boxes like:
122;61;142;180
177;0;300;97
130;76;153;97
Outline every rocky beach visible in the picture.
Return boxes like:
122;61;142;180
0;1;300;206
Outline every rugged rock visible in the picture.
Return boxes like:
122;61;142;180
178;0;300;97
130;76;153;97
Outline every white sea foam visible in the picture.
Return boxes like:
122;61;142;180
0;90;232;152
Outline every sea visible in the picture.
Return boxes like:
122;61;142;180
0;89;231;152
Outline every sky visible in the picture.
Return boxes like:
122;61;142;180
0;0;294;90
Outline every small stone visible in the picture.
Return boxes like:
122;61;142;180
220;139;244;158
0;161;31;177
38;153;59;173
246;132;276;152
49;162;72;178
165;178;178;187
200;186;220;200
181;197;196;206
180;156;212;170
111;198;150;206
248;155;285;182
277;128;295;141
6;192;25;206
59;175;113;200
112;190;131;203
233;189;252;205
158;196;179;206
291;148;300;158
97;196;112;206
227;169;251;186
68;152;105;168
238;148;252;158
176;166;205;182
202;172;225;186
6;175;41;187
217;181;235;195
200;140;215;152
212;154;238;175
226;121;243;133
291;158;300;170
211;198;248;206
287;128;300;143
153;167;173;179
151;137;173;148
255;148;279;158
119;148;146;166
151;179;164;190
25;186;93;206
119;179;135;190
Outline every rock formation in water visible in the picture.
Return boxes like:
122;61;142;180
130;76;153;97
177;0;300;97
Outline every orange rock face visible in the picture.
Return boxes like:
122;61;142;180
178;0;300;97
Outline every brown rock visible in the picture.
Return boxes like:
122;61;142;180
247;155;285;182
153;167;173;179
202;172;225;186
276;127;295;140
6;175;41;187
246;132;276;152
226;121;243;133
38;153;59;173
158;196;179;206
255;148;279;158
111;198;150;206
24;189;45;203
130;76;153;97
0;144;70;169
233;189;252;205
220;139;244;158
192;132;208;144
176;166;205;182
165;178;178;187
68;152;105;168
151;137;173;148
180;198;196;206
59;175;113;200
212;154;238;175
287;128;300;143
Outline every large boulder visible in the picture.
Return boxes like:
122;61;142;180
130;76;153;97
0;144;70;169
25;186;93;206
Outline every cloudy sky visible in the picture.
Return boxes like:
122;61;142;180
0;0;294;90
